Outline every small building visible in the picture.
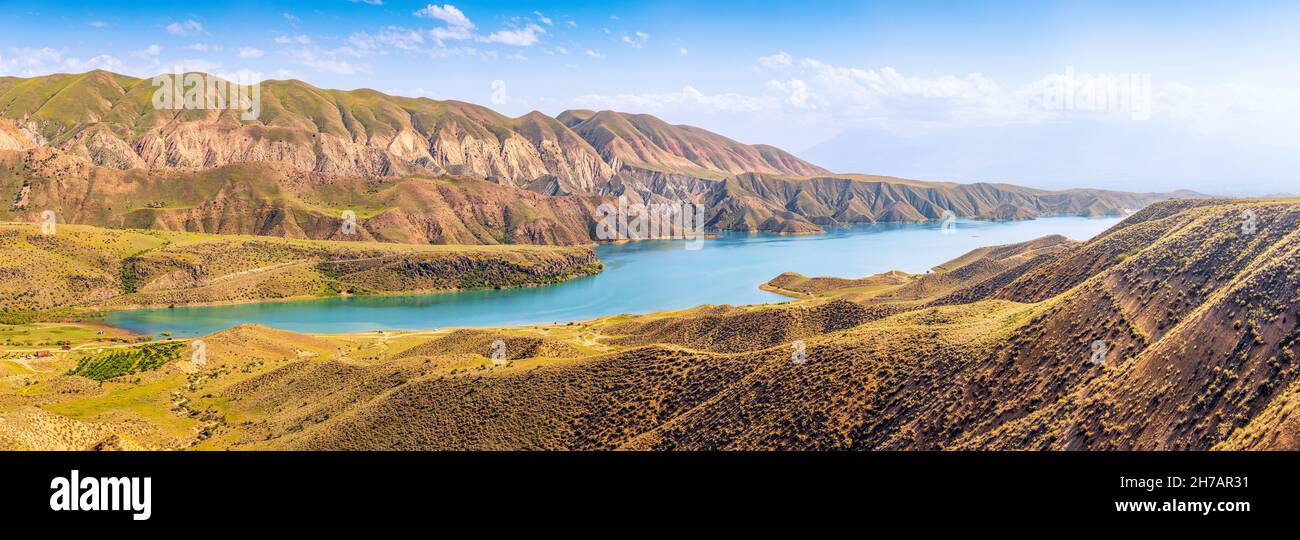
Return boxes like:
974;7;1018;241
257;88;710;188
35;350;53;358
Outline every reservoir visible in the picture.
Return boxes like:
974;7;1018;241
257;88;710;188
106;216;1123;336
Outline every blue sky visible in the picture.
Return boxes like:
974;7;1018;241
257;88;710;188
2;0;1298;194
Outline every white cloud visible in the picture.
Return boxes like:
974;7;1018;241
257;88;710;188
283;12;300;25
715;55;1300;157
350;27;425;52
679;47;689;57
0;47;59;74
767;79;811;108
622;31;649;48
412;4;544;48
760;59;1032;129
349;26;476;59
414;4;474;29
173;58;223;73
572;85;771;113
534;11;553;25
283;48;363;75
187;43;219;52
757;52;793;69
0;47;148;77
484;24;545;46
88;20;107;28
275;35;312;45
165;20;204;37
585;49;605;59
238;47;265;58
429;24;476;44
131;44;162;58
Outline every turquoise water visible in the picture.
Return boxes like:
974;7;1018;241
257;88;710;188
105;217;1122;336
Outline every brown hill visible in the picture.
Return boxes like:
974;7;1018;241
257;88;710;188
0;71;824;197
0;118;35;151
196;198;1300;450
0;223;601;313
700;173;1194;233
759;236;1077;304
0;71;614;190
557;109;828;180
7;199;1296;450
1;71;1200;237
1;148;605;246
762;270;914;298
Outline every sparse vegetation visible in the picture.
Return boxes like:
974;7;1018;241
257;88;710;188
0;223;602;312
3;198;1299;451
66;342;185;381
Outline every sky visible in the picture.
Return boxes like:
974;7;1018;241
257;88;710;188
1;0;1297;195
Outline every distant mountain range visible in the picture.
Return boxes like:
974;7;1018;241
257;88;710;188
1;70;1200;240
800;120;1297;196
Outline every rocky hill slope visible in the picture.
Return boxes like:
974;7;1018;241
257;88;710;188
0;71;821;196
0;223;601;314
701;173;1196;233
1;148;608;246
2;146;1196;244
6;198;1291;450
229;199;1299;450
1;71;1196;236
557;109;828;180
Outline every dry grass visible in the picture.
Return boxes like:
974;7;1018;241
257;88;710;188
3;199;1299;450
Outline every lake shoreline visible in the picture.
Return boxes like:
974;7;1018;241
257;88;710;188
103;216;1125;337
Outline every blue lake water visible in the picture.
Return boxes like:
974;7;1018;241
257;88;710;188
105;217;1122;336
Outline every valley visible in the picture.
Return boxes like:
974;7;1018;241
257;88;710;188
0;69;1286;454
3;198;1296;451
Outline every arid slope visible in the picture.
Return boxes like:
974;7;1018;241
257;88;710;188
0;223;601;313
1;148;606;246
5;199;1290;450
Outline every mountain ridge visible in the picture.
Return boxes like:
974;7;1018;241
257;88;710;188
0;70;821;195
0;70;1203;241
2;146;1199;244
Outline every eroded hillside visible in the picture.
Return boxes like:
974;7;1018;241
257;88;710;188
1;71;1198;238
0;71;822;195
1;148;607;246
0;223;601;314
3;198;1295;451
